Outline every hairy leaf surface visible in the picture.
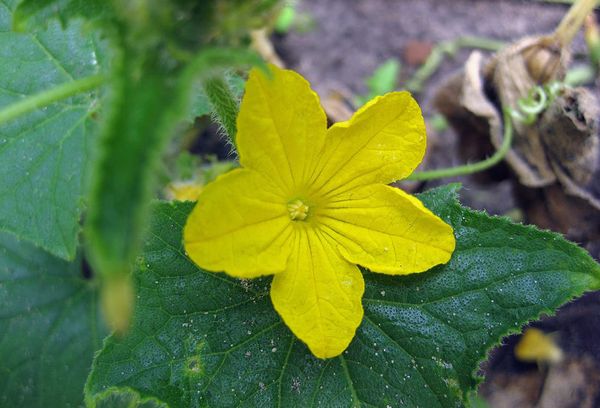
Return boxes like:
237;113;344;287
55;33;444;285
86;185;600;407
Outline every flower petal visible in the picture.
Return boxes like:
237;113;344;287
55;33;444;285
320;184;455;274
270;227;364;359
184;168;293;278
237;65;327;193
310;92;426;198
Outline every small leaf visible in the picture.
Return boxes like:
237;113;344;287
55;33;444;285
85;186;600;407
0;231;107;407
274;4;296;34
0;1;106;259
203;75;241;141
355;58;401;106
366;58;401;95
187;72;245;122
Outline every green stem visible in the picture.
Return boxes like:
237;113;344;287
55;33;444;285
406;108;514;181
0;74;104;125
203;75;240;146
406;36;505;93
554;0;598;47
455;36;507;51
533;0;598;4
565;64;596;85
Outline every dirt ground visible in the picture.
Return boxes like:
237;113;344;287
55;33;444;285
271;1;600;406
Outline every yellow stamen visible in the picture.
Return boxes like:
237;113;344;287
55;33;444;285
288;199;309;221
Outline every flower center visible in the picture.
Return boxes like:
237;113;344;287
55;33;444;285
287;199;310;221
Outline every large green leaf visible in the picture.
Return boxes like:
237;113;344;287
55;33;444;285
85;186;600;407
0;230;106;407
0;0;105;259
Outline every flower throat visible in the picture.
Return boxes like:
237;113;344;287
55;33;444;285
287;199;310;221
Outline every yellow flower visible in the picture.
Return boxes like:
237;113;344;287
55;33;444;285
183;65;455;358
166;181;203;201
515;328;563;364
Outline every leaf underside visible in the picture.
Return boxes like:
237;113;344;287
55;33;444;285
86;185;600;407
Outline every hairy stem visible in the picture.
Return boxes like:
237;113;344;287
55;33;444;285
406;108;514;181
406;36;505;93
203;75;240;145
534;0;598;4
555;0;598;46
